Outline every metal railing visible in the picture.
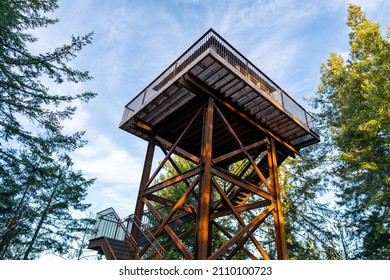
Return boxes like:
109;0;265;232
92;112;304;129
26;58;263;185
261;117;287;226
91;207;165;260
120;29;317;132
131;215;165;260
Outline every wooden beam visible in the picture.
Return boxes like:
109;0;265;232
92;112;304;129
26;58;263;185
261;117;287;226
152;178;198;238
211;199;271;219
215;105;272;192
212;221;258;260
212;178;268;259
144;166;200;195
181;73;300;155
208;204;274;260
144;107;203;189
267;138;287;260
155;135;200;164
212;139;268;164
145;194;197;215
195;97;214;259
144;198;194;260
161;147;199;202
226;214;270;260
212;167;275;202
130;117;154;133
162;226;196;252
130;136;156;246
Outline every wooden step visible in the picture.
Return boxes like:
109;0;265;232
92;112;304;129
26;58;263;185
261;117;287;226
88;237;137;260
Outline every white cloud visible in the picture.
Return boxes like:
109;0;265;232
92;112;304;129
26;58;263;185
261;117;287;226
74;135;143;185
71;132;145;216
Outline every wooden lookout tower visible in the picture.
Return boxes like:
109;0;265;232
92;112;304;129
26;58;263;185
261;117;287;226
88;29;320;260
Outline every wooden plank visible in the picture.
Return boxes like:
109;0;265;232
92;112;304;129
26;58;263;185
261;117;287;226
143;87;188;123
197;61;222;81
267;114;290;128
230;86;252;102
224;81;245;98
282;125;305;139
236;91;258;106
212;73;235;90
219;78;241;93
245;96;267;112
258;107;282;121
205;67;229;86
151;91;196;125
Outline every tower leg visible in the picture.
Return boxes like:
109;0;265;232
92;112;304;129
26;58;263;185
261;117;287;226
267;138;287;260
130;136;156;254
195;97;214;259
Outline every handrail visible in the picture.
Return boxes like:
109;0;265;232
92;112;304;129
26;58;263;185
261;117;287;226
131;215;165;259
91;208;138;254
120;28;317;133
91;207;165;259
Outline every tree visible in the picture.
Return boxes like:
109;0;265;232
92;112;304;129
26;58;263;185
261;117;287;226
312;4;390;259
280;146;339;260
0;0;96;259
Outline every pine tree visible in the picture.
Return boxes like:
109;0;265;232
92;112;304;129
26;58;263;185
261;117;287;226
280;146;338;259
312;4;390;259
0;0;96;259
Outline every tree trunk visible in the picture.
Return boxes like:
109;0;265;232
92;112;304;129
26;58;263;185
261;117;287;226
23;184;58;260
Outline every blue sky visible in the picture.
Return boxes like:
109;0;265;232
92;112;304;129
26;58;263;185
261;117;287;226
31;0;389;218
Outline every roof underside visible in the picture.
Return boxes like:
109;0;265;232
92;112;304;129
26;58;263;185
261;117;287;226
120;29;320;158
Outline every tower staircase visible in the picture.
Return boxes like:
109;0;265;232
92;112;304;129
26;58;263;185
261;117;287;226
88;207;165;260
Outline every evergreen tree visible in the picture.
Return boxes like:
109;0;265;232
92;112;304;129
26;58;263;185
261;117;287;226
312;4;389;259
280;146;338;260
0;0;96;259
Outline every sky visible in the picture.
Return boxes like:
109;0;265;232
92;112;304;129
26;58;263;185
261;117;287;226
30;0;390;218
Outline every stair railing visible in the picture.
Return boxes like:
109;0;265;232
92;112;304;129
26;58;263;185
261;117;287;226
91;208;138;257
91;207;165;259
130;214;165;259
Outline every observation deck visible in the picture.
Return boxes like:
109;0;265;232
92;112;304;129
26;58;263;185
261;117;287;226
119;29;319;158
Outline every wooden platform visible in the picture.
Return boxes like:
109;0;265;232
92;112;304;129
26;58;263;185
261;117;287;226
119;29;319;157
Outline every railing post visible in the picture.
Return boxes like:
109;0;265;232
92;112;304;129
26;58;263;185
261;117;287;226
305;111;309;127
280;90;285;107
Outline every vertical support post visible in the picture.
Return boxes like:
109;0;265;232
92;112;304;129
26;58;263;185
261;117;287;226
195;97;214;259
130;136;156;251
267;138;287;260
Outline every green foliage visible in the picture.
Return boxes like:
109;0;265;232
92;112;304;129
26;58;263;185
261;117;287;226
0;0;96;259
312;4;390;259
280;146;338;259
